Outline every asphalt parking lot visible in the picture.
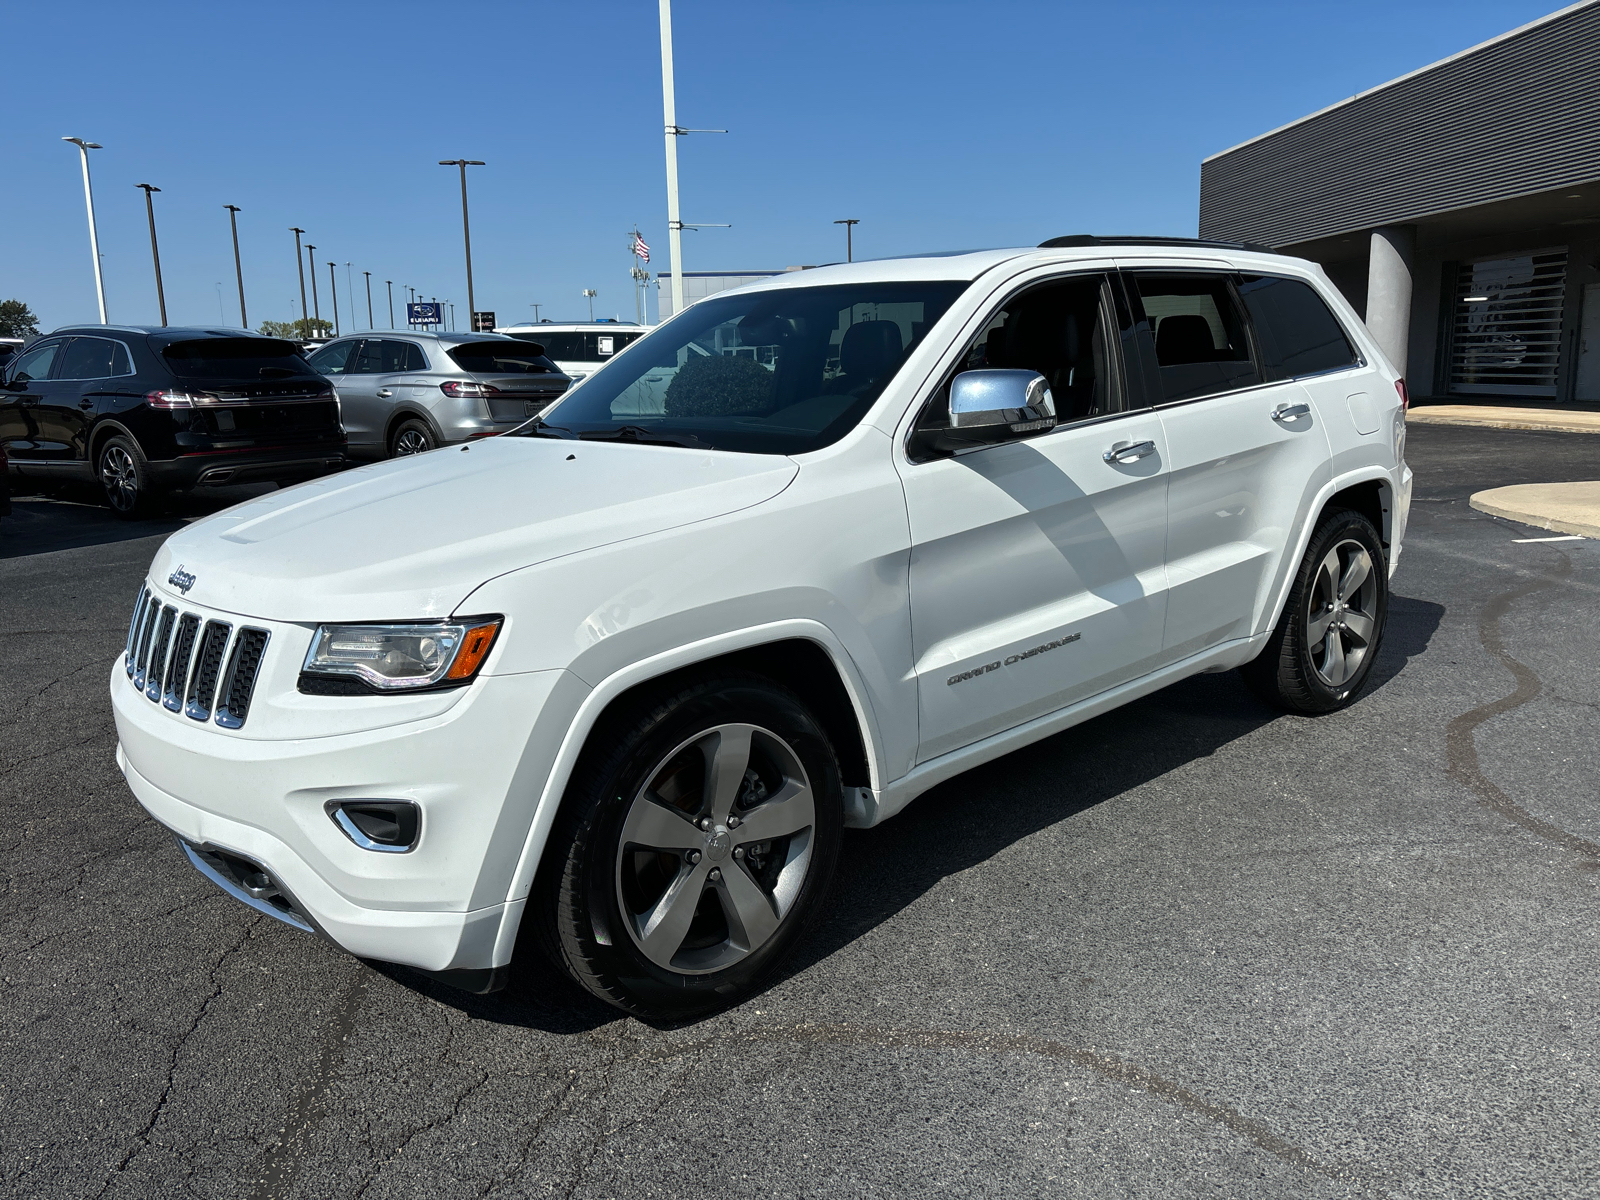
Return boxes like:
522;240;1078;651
3;422;1598;1200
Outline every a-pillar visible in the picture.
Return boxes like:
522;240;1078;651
1366;224;1416;378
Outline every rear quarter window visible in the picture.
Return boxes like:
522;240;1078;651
1237;275;1359;381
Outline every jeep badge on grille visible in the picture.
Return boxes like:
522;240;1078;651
167;565;197;594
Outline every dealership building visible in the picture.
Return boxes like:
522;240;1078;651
1200;1;1600;404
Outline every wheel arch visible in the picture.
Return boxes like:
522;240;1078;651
1260;468;1395;639
490;621;884;966
88;418;138;466
384;407;445;452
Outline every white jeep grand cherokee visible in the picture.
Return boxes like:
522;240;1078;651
113;237;1412;1017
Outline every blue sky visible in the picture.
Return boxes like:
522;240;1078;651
4;0;1560;333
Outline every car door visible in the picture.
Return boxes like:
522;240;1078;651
1120;267;1333;660
0;338;66;462
897;269;1171;763
48;336;130;464
308;338;371;450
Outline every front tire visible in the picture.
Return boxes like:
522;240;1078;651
535;671;843;1019
1241;508;1388;713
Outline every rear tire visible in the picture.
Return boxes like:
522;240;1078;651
389;419;436;458
98;435;154;520
1240;508;1388;714
534;671;843;1019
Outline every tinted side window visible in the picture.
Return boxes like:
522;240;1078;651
913;273;1125;449
1131;273;1260;402
56;337;118;380
1237;275;1358;381
111;342;133;375
308;340;358;375
535;332;581;359
367;341;427;372
9;340;61;382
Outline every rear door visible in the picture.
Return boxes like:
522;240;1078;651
49;336;131;462
1121;267;1332;659
898;268;1172;762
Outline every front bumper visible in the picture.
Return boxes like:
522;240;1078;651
112;654;573;974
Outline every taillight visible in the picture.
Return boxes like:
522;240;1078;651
440;380;501;398
146;389;219;409
1395;378;1409;411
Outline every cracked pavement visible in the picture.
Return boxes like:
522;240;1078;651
2;423;1598;1199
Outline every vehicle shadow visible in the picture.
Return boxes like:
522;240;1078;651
417;594;1441;1034
0;484;276;560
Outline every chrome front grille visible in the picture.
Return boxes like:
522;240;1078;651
123;584;270;729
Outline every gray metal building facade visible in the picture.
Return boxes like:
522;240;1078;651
1200;1;1600;402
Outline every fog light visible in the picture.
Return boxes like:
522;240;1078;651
327;800;420;853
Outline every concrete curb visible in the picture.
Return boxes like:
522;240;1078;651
1409;405;1600;435
1469;481;1600;538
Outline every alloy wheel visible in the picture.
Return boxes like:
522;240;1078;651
100;445;138;512
394;429;432;455
615;723;816;975
1306;538;1379;687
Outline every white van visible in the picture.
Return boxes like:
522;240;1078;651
494;321;646;383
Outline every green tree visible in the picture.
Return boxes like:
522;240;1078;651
258;317;331;339
0;299;39;338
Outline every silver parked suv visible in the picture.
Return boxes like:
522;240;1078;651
306;331;571;458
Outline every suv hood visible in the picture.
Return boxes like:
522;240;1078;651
149;438;798;621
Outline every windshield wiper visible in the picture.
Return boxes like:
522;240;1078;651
577;424;709;449
518;417;574;439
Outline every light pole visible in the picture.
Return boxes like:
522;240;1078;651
833;218;860;262
386;281;394;328
135;184;168;325
530;303;543;322
306;245;320;330
345;263;355;331
63;137;107;323
364;272;373;328
448;302;456;331
290;228;308;330
327;262;340;335
583;289;597;321
657;2;728;319
438;159;485;328
225;206;247;328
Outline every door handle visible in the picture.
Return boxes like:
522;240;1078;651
1103;439;1156;464
1272;402;1311;422
79;399;94;410
376;388;393;398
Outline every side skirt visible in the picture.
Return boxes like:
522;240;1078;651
851;634;1267;828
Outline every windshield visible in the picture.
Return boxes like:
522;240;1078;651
514;281;967;453
162;337;314;382
447;341;559;374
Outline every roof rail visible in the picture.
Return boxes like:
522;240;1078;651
1039;234;1277;254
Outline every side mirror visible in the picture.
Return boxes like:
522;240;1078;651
940;369;1056;451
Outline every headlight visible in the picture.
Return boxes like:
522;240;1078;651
300;617;502;692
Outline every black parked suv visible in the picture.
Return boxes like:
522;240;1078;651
0;327;345;517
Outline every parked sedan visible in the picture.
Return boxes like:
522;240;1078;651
0;327;345;517
306;331;570;458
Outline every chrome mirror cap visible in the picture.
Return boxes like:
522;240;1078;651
949;370;1057;435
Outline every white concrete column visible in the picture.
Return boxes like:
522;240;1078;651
1366;224;1416;378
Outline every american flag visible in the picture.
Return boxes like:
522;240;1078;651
632;233;650;263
